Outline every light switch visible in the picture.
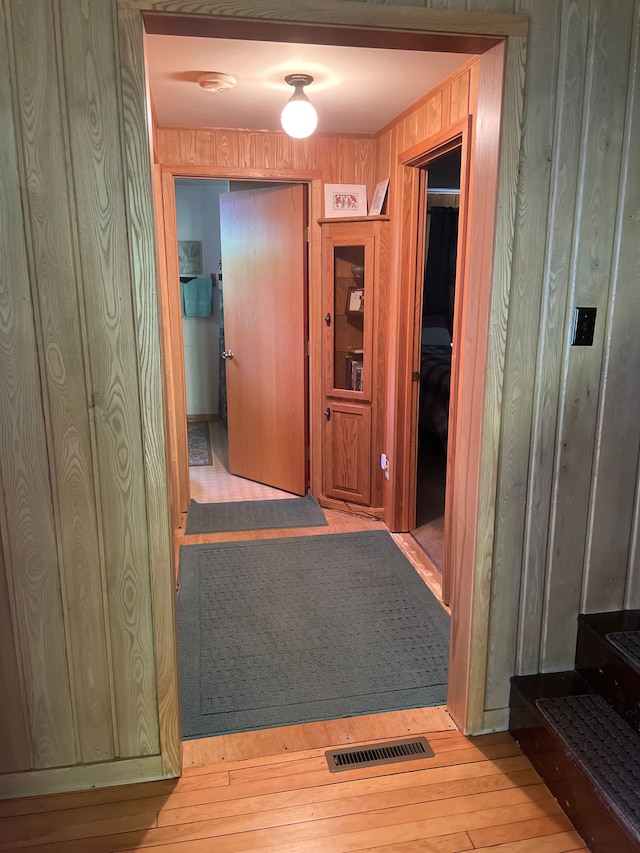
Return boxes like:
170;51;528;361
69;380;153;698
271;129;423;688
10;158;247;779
571;307;596;346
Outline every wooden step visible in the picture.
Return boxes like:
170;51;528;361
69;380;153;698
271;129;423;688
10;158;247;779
576;610;640;730
510;671;640;853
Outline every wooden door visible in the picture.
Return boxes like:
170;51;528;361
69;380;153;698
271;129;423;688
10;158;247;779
219;185;307;495
323;402;371;504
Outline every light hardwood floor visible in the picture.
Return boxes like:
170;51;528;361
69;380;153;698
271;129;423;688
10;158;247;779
0;714;588;851
6;457;584;851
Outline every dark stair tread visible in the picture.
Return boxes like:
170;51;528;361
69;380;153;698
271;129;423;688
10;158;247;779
579;610;640;639
606;631;640;672
535;693;640;837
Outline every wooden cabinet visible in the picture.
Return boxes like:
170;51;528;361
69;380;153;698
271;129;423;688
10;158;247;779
320;217;388;508
324;402;371;504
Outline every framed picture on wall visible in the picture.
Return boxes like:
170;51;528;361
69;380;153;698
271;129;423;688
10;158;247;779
368;178;389;215
178;240;203;275
324;184;368;218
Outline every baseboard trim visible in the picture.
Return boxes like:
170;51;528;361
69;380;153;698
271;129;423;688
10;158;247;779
318;496;385;519
187;414;219;422
0;755;165;799
480;707;510;733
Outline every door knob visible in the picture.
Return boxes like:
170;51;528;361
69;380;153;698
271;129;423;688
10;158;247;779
221;349;234;360
324;408;331;421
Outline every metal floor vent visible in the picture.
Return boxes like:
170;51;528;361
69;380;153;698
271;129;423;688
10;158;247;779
325;737;434;773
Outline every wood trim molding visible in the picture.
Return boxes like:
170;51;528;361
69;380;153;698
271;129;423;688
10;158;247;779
161;168;192;517
115;0;529;749
159;164;325;502
0;755;163;799
116;6;182;780
399;117;470;167
119;0;528;39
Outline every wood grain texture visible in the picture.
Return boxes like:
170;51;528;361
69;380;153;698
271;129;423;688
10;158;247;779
49;0;159;764
117;5;180;775
0;755;164;800
221;185;307;494
0;496;32;774
59;0;139;765
3;0;79;771
323;402;372;505
516;0;589;676
160;170;191;515
151;163;181;537
583;0;640;613
448;39;516;732
155;128;375;192
0;727;582;853
0;1;46;777
484;0;561;711
540;0;635;671
120;0;529;37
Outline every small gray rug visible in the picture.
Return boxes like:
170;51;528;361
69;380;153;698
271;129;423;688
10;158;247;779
177;530;450;738
187;421;212;466
185;492;328;534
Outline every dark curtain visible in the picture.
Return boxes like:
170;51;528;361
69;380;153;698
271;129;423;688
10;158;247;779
422;206;459;336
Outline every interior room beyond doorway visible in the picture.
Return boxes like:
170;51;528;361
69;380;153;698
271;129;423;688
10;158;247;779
176;177;299;504
412;147;461;573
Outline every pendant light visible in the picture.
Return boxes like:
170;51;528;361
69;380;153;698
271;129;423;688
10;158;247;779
280;74;318;139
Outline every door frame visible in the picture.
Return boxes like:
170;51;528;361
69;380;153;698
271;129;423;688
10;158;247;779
160;165;323;521
398;118;471;608
116;0;527;752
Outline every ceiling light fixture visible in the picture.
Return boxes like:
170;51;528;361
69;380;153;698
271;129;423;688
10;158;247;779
280;74;317;139
198;72;236;93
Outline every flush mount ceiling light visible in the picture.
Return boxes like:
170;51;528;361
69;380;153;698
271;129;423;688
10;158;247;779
198;72;237;93
280;74;318;139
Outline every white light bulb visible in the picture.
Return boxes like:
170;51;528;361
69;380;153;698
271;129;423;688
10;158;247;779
281;98;318;139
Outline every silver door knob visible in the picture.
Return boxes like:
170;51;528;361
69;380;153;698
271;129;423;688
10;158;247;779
221;349;234;360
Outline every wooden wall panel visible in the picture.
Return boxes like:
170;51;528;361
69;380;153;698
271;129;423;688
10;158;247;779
484;0;561;710
155;127;376;192
117;5;180;776
583;3;640;614
374;0;640;724
540;0;635;670
2;0;79;770
0;1;56;774
514;0;589;678
0;0;179;794
59;0;162;758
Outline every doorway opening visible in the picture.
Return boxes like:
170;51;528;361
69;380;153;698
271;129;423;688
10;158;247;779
412;148;462;573
173;178;310;506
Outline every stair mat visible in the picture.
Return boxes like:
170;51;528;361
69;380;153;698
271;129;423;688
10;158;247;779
536;694;640;837
607;631;640;670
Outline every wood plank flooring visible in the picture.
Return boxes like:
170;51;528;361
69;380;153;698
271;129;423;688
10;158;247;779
2;469;588;851
0;715;589;851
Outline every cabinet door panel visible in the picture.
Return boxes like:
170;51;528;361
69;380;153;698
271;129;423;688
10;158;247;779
324;403;371;505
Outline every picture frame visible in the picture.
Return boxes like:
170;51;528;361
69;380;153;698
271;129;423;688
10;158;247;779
178;240;203;276
368;178;389;215
324;184;368;218
346;286;365;314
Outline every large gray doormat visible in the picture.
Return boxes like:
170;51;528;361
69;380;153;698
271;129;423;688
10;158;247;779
185;492;328;534
177;530;450;738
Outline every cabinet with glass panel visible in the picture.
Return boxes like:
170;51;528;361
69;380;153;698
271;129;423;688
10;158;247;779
320;217;388;507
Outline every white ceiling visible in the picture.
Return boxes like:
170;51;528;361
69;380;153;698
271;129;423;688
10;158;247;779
145;35;469;136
